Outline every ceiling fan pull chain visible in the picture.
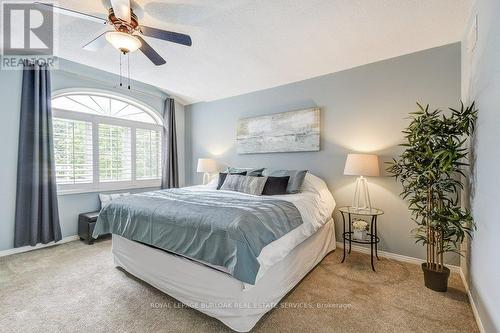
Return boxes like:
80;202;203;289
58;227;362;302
119;52;123;87
127;53;131;90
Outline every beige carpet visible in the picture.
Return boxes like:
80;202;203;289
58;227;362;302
0;239;478;332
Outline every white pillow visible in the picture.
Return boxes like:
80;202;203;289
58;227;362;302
99;192;131;210
301;173;336;220
301;173;326;195
205;175;219;189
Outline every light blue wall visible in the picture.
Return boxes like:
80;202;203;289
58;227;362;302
186;43;461;263
462;1;500;331
0;68;23;252
0;58;178;251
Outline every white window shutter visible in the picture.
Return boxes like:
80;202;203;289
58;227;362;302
98;124;132;182
52;93;163;193
136;128;162;180
53;118;93;184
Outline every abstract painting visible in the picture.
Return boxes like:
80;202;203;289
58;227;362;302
237;108;320;154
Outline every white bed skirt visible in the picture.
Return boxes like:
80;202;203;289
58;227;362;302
112;218;336;332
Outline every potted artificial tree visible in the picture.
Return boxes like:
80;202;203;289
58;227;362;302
387;102;477;292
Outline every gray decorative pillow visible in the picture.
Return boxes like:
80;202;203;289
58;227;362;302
261;169;308;194
220;175;268;195
99;192;131;210
226;167;264;176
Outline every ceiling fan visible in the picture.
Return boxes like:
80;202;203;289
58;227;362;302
35;0;192;66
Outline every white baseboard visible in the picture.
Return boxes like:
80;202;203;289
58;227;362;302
0;235;79;257
460;269;486;333
336;243;460;273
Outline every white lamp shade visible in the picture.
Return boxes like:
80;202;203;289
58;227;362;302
105;31;142;53
197;158;217;173
344;154;380;177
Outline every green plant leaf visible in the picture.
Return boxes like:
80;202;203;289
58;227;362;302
386;101;478;262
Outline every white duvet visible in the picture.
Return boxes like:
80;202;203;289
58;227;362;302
186;173;336;288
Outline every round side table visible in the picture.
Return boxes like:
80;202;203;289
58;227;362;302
338;206;384;271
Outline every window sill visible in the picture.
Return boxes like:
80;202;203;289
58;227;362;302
57;182;161;196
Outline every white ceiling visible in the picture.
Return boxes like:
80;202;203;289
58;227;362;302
49;0;471;104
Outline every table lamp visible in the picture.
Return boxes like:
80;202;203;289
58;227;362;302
197;158;217;185
344;154;380;210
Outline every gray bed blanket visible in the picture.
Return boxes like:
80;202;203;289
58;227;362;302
93;188;303;284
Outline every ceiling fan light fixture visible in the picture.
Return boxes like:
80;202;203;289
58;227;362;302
105;31;141;53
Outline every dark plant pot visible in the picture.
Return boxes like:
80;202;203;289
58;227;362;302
421;263;450;292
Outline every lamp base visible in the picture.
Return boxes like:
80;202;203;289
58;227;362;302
202;172;210;185
352;176;372;210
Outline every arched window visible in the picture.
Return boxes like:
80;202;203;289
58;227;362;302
52;91;162;193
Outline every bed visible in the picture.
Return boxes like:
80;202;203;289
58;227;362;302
93;172;336;332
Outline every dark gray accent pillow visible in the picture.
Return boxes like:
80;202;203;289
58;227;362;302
217;171;247;190
226;167;265;176
220;175;268;195
261;169;308;194
262;176;290;195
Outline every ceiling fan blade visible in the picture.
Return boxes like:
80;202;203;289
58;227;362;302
83;32;110;51
140;26;192;47
110;0;131;22
136;36;166;66
34;2;107;24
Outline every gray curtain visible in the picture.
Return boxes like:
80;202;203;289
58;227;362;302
14;61;61;247
161;98;179;189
